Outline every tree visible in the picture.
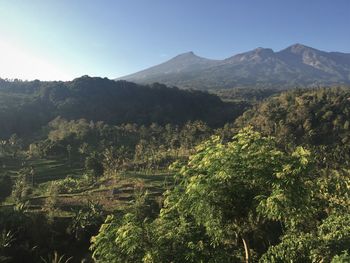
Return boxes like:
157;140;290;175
85;152;104;181
260;169;350;262
102;146;130;179
165;127;312;262
45;182;60;220
90;192;156;263
91;127;314;262
11;168;31;203
69;201;103;241
261;213;350;262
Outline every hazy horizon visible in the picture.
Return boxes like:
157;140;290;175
1;0;349;81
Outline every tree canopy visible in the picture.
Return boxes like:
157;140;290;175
91;127;350;262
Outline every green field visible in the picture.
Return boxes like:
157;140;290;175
1;156;171;216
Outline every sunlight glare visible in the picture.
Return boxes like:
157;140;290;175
0;40;71;81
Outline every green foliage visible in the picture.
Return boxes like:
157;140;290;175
69;201;104;241
102;146;131;178
2;80;350;262
261;213;350;262
91;128;315;262
236;87;350;167
51;176;89;194
261;168;350;262
85;152;104;181
11;168;32;203
45;181;60;218
332;251;350;263
0;76;245;138
214;87;280;102
44;117;215;174
91;192;155;263
315;169;350;213
176;127;312;238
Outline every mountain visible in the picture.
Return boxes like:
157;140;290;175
117;44;350;90
118;52;219;88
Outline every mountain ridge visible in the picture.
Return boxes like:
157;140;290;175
117;44;350;90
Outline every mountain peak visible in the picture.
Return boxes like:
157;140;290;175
291;43;308;48
175;51;196;58
186;51;195;55
168;51;215;63
226;47;275;63
253;47;272;51
283;43;316;53
252;47;274;55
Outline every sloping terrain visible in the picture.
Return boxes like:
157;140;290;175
118;44;350;89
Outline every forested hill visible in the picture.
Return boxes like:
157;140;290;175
235;86;350;166
0;76;248;138
235;87;350;144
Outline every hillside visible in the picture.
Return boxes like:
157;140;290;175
118;44;350;89
1;84;350;262
235;86;350;144
0;76;248;138
235;86;350;167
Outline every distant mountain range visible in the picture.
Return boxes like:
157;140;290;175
117;44;350;90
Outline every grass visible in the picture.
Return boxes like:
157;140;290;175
1;156;83;182
1;155;174;216
27;158;84;184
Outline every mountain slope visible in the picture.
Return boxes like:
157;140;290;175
117;44;350;90
119;52;219;88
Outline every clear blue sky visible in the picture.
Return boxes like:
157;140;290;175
0;0;349;80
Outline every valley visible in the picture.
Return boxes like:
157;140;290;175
0;76;349;262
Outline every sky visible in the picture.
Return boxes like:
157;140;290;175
0;0;349;81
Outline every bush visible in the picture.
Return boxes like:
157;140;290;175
53;176;89;194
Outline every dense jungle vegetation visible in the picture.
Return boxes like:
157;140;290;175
0;77;349;262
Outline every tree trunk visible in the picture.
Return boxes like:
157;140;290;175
242;237;251;263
